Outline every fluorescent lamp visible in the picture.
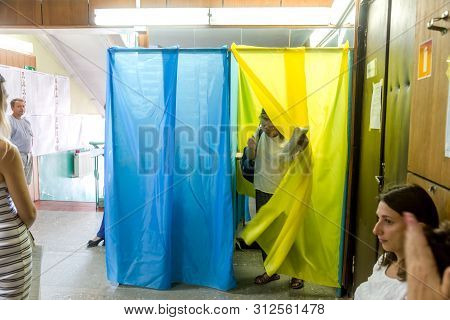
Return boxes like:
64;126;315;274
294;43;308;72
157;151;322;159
133;26;147;32
209;7;331;26
0;36;33;55
95;8;210;26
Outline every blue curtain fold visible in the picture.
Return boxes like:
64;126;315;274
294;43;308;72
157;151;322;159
105;47;235;291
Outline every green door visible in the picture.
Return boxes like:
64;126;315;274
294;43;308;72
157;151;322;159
352;0;390;291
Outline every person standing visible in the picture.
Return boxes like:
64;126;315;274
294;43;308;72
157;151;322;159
8;98;33;185
0;74;36;299
246;109;309;289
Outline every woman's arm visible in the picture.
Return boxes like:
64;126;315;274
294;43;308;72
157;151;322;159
404;213;450;299
280;128;309;163
0;142;36;227
246;127;262;160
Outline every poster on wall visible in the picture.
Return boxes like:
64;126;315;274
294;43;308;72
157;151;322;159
55;114;82;151
366;58;377;79
55;75;71;115
369;79;383;130
1;64;95;155
23;70;56;115
80;115;105;146
445;55;450;158
28;115;56;156
418;39;432;80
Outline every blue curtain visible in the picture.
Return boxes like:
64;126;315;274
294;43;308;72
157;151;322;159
104;47;235;291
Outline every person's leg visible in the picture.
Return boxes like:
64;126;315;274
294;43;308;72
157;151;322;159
25;154;33;185
254;189;279;284
20;153;32;185
255;189;273;261
87;214;105;247
255;190;304;288
97;215;105;239
255;189;272;213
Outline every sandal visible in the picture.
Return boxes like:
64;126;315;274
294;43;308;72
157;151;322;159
254;273;280;285
290;278;304;289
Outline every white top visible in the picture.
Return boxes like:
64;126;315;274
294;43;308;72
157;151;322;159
354;255;407;300
253;128;304;194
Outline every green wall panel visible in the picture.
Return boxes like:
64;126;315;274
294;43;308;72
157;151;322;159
39;151;96;202
384;0;416;186
353;0;389;289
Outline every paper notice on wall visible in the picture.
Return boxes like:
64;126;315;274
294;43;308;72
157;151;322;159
445;56;450;158
28;115;56;156
56;114;82;152
24;70;56;115
369;79;383;130
55;114;104;151
367;58;377;79
80;115;105;146
55;75;71;115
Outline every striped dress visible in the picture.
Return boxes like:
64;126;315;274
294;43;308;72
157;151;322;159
0;181;32;300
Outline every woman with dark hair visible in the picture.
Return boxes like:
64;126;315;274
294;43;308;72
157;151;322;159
354;185;440;300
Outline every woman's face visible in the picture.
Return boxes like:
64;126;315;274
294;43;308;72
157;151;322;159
372;201;406;257
260;118;279;138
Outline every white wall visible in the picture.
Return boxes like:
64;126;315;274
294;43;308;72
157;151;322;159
11;34;99;115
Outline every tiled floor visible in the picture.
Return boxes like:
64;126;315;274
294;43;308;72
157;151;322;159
28;208;337;300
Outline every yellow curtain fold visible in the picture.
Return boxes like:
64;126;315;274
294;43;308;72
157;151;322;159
233;44;350;288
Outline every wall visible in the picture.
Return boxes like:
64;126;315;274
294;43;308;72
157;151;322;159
383;0;416;186
0;48;36;68
407;0;450;221
38;151;96;202
10;34;99;114
352;0;389;291
3;35;101;202
0;48;39;201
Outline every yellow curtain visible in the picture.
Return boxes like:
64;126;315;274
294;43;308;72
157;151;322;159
232;44;350;287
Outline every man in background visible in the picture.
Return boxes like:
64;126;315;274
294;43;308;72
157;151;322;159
8;98;33;185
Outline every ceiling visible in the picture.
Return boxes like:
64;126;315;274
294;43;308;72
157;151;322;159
0;1;355;115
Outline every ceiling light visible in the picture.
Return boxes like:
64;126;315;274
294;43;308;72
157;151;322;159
209;7;332;26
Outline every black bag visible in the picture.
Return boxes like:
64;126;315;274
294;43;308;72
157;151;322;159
241;148;256;183
240;129;262;183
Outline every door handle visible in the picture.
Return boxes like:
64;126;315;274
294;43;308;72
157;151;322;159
427;10;449;35
375;175;384;185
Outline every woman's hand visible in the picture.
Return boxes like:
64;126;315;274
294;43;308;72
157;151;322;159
247;137;256;150
297;134;309;151
404;212;450;299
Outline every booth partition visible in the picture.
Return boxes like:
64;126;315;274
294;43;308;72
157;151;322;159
104;45;351;290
